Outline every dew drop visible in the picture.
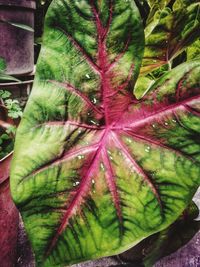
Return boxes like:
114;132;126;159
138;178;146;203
107;150;112;155
73;181;80;186
152;124;156;128
126;138;132;143
172;119;177;123
109;155;114;160
100;163;105;171
91;97;97;104
164;122;168;126
86;74;90;79
92;179;95;184
118;151;122;156
145;146;151;152
90;120;99;125
78;155;84;159
78;130;82;134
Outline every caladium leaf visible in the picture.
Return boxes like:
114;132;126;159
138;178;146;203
120;201;200;267
11;1;200;267
143;202;200;267
141;3;200;75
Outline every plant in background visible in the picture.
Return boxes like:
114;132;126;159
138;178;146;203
10;1;200;267
0;58;20;82
0;89;22;159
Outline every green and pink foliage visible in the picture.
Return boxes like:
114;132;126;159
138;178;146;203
10;1;200;266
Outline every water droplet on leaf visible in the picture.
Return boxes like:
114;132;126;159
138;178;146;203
145;146;151;152
126;138;132;143
107;150;112;155
73;181;80;187
100;163;105;171
78;155;84;159
109;155;114;160
90;120;99;125
91;97;97;104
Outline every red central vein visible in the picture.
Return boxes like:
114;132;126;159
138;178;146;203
102;148;123;231
45;129;109;256
111;132;162;210
92;2;113;126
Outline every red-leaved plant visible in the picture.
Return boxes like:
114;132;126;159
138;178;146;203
11;1;200;267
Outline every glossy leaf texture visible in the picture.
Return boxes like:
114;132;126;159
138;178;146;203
120;202;200;267
11;1;200;267
141;2;200;74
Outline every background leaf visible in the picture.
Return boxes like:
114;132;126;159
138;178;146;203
141;3;200;74
187;38;200;61
0;20;34;32
0;58;6;72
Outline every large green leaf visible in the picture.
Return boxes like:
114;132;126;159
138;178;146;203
120;201;200;267
141;3;200;74
11;1;200;267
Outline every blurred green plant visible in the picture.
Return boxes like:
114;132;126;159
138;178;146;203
0;89;22;159
0;58;20;82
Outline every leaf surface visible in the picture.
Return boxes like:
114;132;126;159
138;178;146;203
141;3;200;74
11;1;200;266
120;201;200;267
